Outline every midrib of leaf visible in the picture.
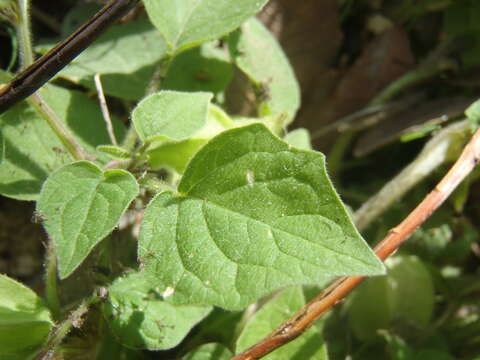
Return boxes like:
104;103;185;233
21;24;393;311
173;217;244;302
175;145;375;268
63;181;103;268
172;0;203;50
199;198;366;267
163;187;371;279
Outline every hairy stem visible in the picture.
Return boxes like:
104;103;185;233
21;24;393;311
16;0;34;68
13;0;88;160
36;294;101;360
28;94;88;160
44;240;60;321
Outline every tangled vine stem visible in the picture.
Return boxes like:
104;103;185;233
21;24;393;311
232;127;480;360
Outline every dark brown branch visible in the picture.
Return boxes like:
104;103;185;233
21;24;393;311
232;127;480;359
0;0;140;114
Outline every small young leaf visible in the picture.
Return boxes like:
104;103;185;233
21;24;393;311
147;104;234;172
103;272;211;350
184;343;232;360
139;124;384;310
0;83;125;201
228;18;300;125
143;0;268;54
236;287;328;359
148;138;208;173
37;161;139;278
0;274;53;356
50;18;167;100
284;128;312;150
132;91;213;143
96;145;131;160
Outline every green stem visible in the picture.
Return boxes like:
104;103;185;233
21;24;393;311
29;94;88;160
139;174;176;193
36;295;101;360
16;0;34;68
146;55;172;95
14;0;88;160
44;240;60;321
121;124;139;152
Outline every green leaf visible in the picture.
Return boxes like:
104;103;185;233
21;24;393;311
96;145;131;160
103;272;211;350
348;255;435;340
147;104;234;172
0;274;53;356
228;18;300;124
164;41;233;95
388;256;435;326
284;128;312;150
143;0;268;55
132;91;213;143
51;18;167;100
0;83;125;201
139;124;384;310
59;3;101;36
184;343;232;360
148;138;208;173
0;127;4;164
347;275;392;341
236;287;328;359
36;161;139;278
465;98;480;125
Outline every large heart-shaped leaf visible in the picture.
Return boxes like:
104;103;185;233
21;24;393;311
139;124;384;309
37;161;139;278
143;0;268;54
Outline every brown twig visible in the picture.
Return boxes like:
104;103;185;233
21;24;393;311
232;127;480;360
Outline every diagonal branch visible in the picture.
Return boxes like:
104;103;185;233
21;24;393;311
232;126;480;360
